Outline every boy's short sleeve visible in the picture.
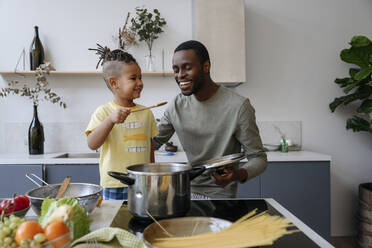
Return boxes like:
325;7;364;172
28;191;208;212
150;111;159;138
85;106;108;136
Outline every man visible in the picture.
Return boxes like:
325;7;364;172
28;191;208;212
153;40;267;198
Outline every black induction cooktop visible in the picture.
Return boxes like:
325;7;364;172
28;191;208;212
110;199;320;248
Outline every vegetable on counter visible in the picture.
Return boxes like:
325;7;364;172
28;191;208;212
43;205;73;228
39;198;91;241
0;195;30;216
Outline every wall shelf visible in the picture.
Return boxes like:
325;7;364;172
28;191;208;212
0;71;174;77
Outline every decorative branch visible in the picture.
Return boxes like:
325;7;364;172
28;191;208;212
118;12;138;51
0;63;67;108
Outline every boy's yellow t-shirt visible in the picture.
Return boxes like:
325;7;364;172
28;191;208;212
85;101;159;188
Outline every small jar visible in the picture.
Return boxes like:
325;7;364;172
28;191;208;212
280;139;288;153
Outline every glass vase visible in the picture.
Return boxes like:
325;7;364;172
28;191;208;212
145;55;155;72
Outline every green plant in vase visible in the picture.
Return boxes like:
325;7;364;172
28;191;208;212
0;63;66;154
130;7;166;71
329;35;372;133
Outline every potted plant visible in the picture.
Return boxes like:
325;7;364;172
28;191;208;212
329;35;372;246
130;7;166;71
329;35;372;133
0;63;66;154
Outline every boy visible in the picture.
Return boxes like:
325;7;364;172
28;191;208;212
86;47;158;200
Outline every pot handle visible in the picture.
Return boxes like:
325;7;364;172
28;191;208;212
189;165;206;181
108;171;135;186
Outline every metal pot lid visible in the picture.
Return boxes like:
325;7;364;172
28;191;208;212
126;163;192;175
195;153;246;170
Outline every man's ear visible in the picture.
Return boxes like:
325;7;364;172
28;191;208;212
108;77;117;89
203;61;211;74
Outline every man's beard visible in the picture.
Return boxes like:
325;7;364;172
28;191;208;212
181;73;205;96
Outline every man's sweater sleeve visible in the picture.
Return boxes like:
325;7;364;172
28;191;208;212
235;99;267;181
152;107;175;150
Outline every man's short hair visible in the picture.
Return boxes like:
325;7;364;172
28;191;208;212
174;40;210;64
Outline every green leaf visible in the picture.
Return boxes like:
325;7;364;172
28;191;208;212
129;7;166;48
354;66;372;80
346;115;371;132
343;82;358;94
350;36;372;47
330;85;372;112
349;68;360;78
330;96;347;112
341;47;371;68
357;99;372;114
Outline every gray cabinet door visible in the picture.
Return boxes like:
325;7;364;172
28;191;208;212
45;164;100;185
0;164;43;198
237;173;260;198
261;161;330;240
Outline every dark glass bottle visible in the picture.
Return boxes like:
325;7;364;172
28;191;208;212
28;105;44;155
29;26;45;70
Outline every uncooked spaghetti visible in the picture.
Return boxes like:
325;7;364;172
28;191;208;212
146;210;174;237
151;209;298;248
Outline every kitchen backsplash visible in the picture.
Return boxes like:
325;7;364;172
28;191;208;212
0;121;301;154
258;121;302;149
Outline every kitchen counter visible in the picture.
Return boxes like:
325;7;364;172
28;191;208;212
111;198;333;248
24;198;333;247
0;150;331;165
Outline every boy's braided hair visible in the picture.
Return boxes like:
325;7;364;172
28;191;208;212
88;44;137;90
89;43;136;69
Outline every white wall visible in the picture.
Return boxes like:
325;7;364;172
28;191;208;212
0;0;190;152
241;0;372;236
1;0;372;236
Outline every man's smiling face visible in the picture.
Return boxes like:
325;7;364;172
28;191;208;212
172;49;207;96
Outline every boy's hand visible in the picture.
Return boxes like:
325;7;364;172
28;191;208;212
110;109;131;124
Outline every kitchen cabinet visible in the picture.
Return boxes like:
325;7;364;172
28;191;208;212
45;164;100;185
0;164;43;197
261;161;330;241
236;174;260;198
238;161;330;241
194;0;246;85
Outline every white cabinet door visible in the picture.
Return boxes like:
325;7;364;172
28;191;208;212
194;0;246;83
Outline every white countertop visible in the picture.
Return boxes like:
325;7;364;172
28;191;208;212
0;150;331;165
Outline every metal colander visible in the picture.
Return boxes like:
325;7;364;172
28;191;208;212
25;174;102;215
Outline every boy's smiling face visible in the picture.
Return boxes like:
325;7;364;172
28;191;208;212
112;62;143;102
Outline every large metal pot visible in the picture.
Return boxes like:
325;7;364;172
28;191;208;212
25;174;102;215
108;163;205;219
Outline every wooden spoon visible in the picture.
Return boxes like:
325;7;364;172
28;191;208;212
131;102;167;113
56;176;71;198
